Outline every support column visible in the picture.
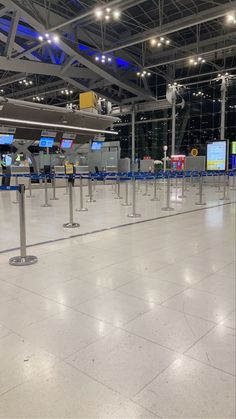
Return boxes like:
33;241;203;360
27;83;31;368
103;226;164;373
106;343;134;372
220;75;226;141
131;107;135;169
171;86;176;155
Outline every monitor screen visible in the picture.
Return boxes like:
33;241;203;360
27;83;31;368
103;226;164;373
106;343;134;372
61;139;73;149
39;137;55;148
207;141;227;171
91;141;103;150
0;134;14;145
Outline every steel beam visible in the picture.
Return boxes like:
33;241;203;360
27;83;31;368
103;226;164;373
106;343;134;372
104;1;236;53
4;10;20;57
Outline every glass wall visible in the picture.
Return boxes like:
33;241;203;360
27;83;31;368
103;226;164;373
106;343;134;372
113;79;236;160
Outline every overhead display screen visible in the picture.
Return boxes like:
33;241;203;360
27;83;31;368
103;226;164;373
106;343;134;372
207;141;227;171
0;134;14;145
232;142;236;155
61;139;73;149
91;141;103;151
39;137;55;148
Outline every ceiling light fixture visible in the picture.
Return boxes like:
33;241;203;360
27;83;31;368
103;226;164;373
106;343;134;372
0;117;119;135
226;12;236;24
38;33;59;43
189;56;206;65
150;36;171;48
137;70;151;77
94;54;112;64
94;7;121;21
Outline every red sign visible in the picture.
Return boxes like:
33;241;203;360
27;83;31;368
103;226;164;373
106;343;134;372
171;155;185;170
143;156;152;160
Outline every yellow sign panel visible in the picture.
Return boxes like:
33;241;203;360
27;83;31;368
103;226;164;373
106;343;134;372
80;91;98;110
65;164;74;175
191;148;198;157
232;142;236;154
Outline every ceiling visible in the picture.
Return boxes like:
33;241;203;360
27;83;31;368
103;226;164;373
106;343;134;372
0;0;235;107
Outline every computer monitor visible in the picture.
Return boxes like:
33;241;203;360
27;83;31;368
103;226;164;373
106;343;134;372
39;137;55;148
91;141;103;151
0;134;14;145
61;139;73;149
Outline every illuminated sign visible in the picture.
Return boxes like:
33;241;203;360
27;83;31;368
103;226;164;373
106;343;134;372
207;141;227;171
232;142;236;155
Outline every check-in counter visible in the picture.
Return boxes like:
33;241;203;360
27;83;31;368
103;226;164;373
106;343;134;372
105;166;118;172
74;166;89;186
9;166;30;188
53;166;67;188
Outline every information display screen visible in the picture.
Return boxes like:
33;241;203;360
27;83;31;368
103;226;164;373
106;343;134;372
232;141;236;155
207;141;227;171
91;141;103;150
0;134;14;145
39;137;55;148
61;139;73;149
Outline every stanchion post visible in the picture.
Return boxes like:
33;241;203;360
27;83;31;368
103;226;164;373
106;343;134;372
64;178;69;195
50;177;59;201
12;176;19;204
178;173;187;198
26;176;35;198
122;180;131;206
151;176;160;201
87;176;96;202
9;184;38;266
143;179;150;196
128;177;141;218
220;173;230;201
115;176;122;199
195;174;206;205
162;175;174;211
76;175;88;212
41;176;51;207
63;177;80;228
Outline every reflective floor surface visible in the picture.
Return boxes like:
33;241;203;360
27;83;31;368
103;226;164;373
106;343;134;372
0;184;235;418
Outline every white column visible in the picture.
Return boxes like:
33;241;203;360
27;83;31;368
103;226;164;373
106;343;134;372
171;86;176;155
131;107;135;167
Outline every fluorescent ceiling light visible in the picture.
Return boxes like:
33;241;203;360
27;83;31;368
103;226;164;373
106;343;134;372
0;117;118;135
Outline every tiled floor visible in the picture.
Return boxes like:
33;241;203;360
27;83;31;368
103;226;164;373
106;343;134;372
0;182;235;418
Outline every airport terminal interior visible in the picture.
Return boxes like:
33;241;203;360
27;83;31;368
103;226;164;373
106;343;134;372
0;0;235;418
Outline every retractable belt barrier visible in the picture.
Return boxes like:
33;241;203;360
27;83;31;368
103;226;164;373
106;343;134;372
1;169;235;268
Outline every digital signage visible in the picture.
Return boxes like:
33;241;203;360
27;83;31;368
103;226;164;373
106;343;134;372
91;141;103;150
232;141;236;155
39;137;55;148
61;139;73;149
0;134;14;145
206;141;227;171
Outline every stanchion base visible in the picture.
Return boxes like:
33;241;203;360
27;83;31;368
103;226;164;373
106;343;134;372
143;194;151;197
63;222;80;228
41;204;52;207
219;197;230;201
76;208;88;212
50;198;59;201
151;198;160;201
195;202;206;205
122;203;131;206
178;195;187;199
162;207;174;211
114;196;123;199
12;201;19;204
87;199;96;202
128;213;141;218
9;255;38;266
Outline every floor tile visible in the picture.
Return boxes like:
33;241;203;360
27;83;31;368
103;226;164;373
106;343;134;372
0;280;28;303
76;291;153;327
0;323;12;340
221;310;236;329
134;356;236;418
118;276;187;304
67;329;177;398
110;400;158;418
192;272;235;298
124;305;215;353
0;333;58;396
0;292;66;332
163;288;235;323
37;277;110;307
217;262;235;279
0;361;125;418
150;264;209;286
186;324;235;375
21;309;114;359
81;266;140;290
